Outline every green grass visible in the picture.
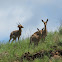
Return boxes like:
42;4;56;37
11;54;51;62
0;29;62;62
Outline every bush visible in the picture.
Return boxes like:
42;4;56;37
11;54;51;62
59;26;62;34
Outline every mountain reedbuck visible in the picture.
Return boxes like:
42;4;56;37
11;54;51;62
30;28;44;46
41;19;48;41
9;24;24;42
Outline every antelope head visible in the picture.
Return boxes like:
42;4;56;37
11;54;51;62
18;24;24;28
17;23;24;28
37;28;43;35
41;19;48;27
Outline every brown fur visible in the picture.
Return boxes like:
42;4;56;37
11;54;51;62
30;28;44;46
9;24;24;42
41;19;48;41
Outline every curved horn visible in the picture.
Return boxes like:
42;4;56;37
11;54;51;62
18;21;21;25
16;22;19;25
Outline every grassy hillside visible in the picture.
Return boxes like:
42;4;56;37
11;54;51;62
0;27;62;62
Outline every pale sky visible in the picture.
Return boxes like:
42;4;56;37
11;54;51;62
0;0;62;42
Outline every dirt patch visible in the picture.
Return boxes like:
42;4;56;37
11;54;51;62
19;49;62;62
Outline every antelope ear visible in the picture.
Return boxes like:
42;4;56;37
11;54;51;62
46;19;48;22
42;28;44;31
42;20;44;23
37;28;39;31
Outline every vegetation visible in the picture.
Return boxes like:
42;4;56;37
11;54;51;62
0;26;62;62
59;25;62;34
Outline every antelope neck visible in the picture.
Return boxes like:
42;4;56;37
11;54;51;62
44;25;47;33
19;27;22;31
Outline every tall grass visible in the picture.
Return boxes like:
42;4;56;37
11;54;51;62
0;27;62;62
59;25;62;35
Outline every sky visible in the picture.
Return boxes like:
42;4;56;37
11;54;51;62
0;0;62;42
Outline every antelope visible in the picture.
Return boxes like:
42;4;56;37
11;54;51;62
30;28;44;46
41;19;48;41
9;24;24;42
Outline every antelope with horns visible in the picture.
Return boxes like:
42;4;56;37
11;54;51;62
30;28;44;46
9;23;24;42
41;19;48;41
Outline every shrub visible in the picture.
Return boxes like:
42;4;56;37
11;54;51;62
59;26;62;34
